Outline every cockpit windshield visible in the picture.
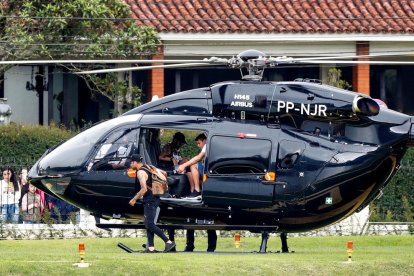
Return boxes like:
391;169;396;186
37;115;141;175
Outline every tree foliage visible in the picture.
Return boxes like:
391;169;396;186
326;68;351;90
0;0;160;114
371;148;414;222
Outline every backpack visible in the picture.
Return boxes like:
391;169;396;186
140;164;168;195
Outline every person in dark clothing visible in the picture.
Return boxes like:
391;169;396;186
158;131;187;171
184;230;217;252
128;154;176;253
46;194;79;223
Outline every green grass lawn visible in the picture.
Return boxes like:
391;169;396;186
1;235;413;275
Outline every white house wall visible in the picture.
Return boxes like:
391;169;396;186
371;41;414;58
164;41;356;57
4;66;48;125
162;34;414;59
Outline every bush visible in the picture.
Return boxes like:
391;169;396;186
160;129;203;159
0;123;74;164
371;148;414;222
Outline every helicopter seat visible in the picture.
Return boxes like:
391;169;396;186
166;174;190;198
139;129;161;167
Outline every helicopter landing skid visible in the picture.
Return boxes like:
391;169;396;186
117;242;140;253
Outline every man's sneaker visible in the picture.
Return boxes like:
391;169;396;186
161;193;173;198
189;191;201;198
184;245;194;252
142;249;159;253
164;241;176;252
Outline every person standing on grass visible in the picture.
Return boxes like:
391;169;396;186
1;168;20;224
128;154;176;253
21;183;43;224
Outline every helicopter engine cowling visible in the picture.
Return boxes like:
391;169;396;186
352;96;380;116
211;81;380;122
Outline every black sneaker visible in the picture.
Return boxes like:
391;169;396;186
184;245;194;252
164;241;176;252
161;193;173;198
142;249;159;253
188;191;201;198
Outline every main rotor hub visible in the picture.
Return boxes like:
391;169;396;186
237;49;266;61
234;49;268;81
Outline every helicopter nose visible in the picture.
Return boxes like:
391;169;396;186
28;165;71;198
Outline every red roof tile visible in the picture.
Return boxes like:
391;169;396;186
125;0;414;34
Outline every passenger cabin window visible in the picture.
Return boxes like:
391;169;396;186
208;136;271;175
89;127;139;171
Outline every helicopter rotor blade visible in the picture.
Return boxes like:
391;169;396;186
290;51;414;62
0;59;207;65
76;62;218;74
298;60;414;65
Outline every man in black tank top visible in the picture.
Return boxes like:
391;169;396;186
128;154;176;253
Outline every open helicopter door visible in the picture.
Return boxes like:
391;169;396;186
202;134;274;208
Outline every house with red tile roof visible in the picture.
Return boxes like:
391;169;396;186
125;0;414;114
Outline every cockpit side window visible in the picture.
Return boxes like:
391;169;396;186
89;127;139;171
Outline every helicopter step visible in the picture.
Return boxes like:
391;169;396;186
161;195;203;206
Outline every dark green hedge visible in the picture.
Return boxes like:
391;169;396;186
371;148;414;222
0;123;74;165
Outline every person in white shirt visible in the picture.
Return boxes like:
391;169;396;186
1;168;21;223
176;134;217;251
177;133;207;198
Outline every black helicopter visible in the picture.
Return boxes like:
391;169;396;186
26;49;414;252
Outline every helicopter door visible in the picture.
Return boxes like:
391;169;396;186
78;126;139;211
203;135;273;208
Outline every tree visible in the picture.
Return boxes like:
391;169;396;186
0;0;160;115
326;68;351;90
